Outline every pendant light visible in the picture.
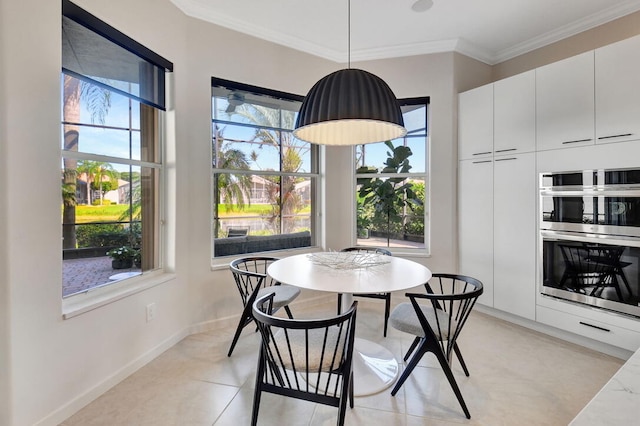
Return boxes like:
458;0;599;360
293;0;406;145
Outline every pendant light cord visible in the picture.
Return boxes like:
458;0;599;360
348;0;351;68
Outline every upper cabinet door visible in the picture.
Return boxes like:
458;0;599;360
459;84;493;160
536;51;595;151
595;35;640;145
494;70;536;155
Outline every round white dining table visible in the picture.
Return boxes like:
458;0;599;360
267;252;432;396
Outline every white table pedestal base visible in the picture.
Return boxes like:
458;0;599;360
352;337;399;396
341;293;400;396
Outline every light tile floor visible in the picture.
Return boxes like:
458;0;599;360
61;299;624;425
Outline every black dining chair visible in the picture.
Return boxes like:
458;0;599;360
227;256;300;357
252;293;358;426
388;273;483;419
336;246;393;336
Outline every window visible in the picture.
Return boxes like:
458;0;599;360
211;78;318;258
355;98;429;251
61;0;172;297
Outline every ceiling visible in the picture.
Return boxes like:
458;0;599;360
170;0;640;65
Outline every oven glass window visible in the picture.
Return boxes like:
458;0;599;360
604;169;640;186
542;196;640;227
543;239;640;310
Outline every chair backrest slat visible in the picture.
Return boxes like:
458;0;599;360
230;256;280;305
253;293;358;400
411;273;483;362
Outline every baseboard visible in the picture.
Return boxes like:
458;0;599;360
474;304;633;360
34;328;189;426
42;293;334;426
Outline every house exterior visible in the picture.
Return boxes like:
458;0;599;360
2;1;640;425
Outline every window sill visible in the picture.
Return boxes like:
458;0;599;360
210;246;321;271
62;271;176;319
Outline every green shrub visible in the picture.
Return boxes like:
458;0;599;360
76;224;129;248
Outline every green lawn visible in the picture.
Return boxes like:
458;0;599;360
66;203;312;223
217;204;311;215
72;205;129;223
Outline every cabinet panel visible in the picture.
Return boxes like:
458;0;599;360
536;51;595;151
537;305;640;352
459;159;493;307
493;153;536;319
595;35;640;145
494;71;536;154
459;84;493;160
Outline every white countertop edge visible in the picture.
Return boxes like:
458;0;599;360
570;347;640;425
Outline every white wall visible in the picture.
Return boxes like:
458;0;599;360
2;0;191;425
0;0;12;423
1;1;470;424
354;53;461;272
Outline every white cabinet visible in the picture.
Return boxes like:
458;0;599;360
494;70;536;155
493;153;536;320
460;72;536;160
458;154;536;317
459;84;493;160
458;158;493;307
595;35;640;145
537;297;640;352
536;51;595;151
458;73;537;316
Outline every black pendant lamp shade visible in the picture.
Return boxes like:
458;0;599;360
293;68;406;145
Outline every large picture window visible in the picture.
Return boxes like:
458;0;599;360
355;98;429;251
211;79;318;258
61;0;172;297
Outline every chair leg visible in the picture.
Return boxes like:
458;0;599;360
251;356;264;426
337;371;351;426
391;339;427;396
228;317;248;357
284;305;294;319
383;293;391;337
453;343;469;377
434;348;471;419
228;303;253;357
349;372;354;408
404;337;420;362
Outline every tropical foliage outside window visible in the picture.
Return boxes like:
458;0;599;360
211;79;317;257
61;74;162;296
61;2;170;297
355;100;429;251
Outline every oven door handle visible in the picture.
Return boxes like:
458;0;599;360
541;189;640;196
540;230;640;247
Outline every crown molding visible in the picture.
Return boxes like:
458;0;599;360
493;1;640;64
172;0;640;66
452;39;496;65
170;0;346;61
350;39;459;62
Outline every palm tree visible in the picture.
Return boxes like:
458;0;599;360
233;104;307;231
62;74;111;248
213;125;253;210
77;160;117;205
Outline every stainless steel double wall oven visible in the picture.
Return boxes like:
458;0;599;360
540;168;640;317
